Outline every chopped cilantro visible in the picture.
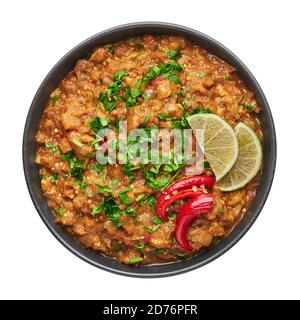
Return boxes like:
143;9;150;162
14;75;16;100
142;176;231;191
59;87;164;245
135;242;145;251
120;192;131;205
111;178;120;185
61;151;85;191
51;95;60;107
218;207;225;217
146;195;157;207
132;212;137;224
92;163;104;174
50;173;58;183
153;217;164;225
168;212;177;221
115;221;124;228
113;243;123;252
97;197;123;227
147;176;169;190
191;106;212;115
95;184;113;194
72;139;83;148
92;206;102;216
123;163;139;182
164;162;181;173
98;70;128;112
135;194;145;202
89;116;110;134
158;113;176;121
245;104;255;112
143;226;155;233
154;248;165;254
57;207;64;217
141;115;150;127
42;142;60;152
163;73;181;84
128;257;143;264
113;70;128;82
165;49;181;60
109;47;115;55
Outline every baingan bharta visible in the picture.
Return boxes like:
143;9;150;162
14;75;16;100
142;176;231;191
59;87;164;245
36;35;262;265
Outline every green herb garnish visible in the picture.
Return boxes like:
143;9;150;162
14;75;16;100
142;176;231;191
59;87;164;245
98;70;128;112
123;163;139;183
135;194;145;202
92;206;102;216
50;173;58;183
143;226;155;233
113;243;123;252
109;47;115;55
163;73;181;84
154;248;165;254
147;176;169;190
61;151;86;191
51;95;60;106
128;257;143;264
120;192;131;205
115;221;124;228
218;207;225;217
153;217;164;225
158;113;176;121
72;139;83;148
57;207;64;217
245;104;255;112
42;142;60;153
146;195;157;207
191;106;212;115
141;115;150;127
96;184;113;194
168;212;177;221
97;197;123;227
89;116;110;134
111;178;121;185
92;163;104;174
135;242;145;251
165;49;181;60
164;162;181;173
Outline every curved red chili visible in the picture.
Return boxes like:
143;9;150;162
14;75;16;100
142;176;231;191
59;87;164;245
175;193;214;251
157;188;204;221
157;175;215;221
164;175;215;195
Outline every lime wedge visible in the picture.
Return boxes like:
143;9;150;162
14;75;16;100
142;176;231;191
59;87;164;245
216;122;262;191
187;114;238;181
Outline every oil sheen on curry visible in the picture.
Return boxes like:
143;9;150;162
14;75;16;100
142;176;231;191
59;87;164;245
36;35;263;266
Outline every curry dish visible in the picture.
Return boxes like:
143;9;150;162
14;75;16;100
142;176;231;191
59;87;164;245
36;35;262;265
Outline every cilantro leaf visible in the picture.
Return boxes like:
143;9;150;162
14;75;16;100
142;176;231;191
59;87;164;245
128;257;143;264
165;49;181;60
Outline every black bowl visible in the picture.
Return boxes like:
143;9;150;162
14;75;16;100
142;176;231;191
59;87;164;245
23;22;276;277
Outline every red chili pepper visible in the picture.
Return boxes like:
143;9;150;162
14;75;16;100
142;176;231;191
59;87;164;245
157;188;204;221
157;175;215;221
175;193;214;251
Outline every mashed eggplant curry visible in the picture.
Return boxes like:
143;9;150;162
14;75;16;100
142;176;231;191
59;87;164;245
36;35;262;265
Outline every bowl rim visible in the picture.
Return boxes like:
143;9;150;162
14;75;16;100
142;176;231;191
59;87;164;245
23;21;277;278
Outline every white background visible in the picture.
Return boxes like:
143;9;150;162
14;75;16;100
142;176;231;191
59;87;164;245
0;0;299;300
